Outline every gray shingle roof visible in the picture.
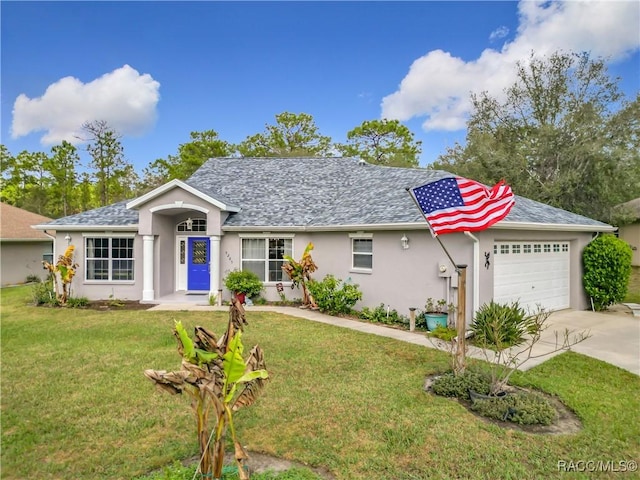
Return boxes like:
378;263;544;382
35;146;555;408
42;200;138;227
39;157;611;230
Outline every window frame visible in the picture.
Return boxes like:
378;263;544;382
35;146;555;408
349;233;373;272
83;234;136;283
239;234;294;283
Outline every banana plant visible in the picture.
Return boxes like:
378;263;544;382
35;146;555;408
144;299;268;479
281;242;318;309
43;245;78;304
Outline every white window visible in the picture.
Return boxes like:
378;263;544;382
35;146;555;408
176;218;206;232
352;237;373;270
241;237;292;282
85;237;134;281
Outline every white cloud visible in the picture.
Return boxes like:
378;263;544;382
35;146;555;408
381;1;640;132
489;26;509;42
11;65;160;144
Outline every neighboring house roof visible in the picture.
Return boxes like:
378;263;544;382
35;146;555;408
35;157;614;231
616;197;640;221
0;203;53;241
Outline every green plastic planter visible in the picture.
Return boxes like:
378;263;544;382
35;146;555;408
425;313;448;331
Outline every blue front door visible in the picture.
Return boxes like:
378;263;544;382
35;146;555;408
187;237;210;290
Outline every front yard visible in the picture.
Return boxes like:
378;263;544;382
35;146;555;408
1;285;639;479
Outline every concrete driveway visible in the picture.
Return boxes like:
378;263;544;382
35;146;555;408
533;309;640;375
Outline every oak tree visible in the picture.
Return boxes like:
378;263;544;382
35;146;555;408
433;51;640;222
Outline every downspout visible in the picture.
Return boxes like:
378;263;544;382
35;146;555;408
43;230;56;256
42;230;56;295
464;231;480;317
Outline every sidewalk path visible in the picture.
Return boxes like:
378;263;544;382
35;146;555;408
147;304;640;375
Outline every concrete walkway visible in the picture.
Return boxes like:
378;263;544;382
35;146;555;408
147;303;640;375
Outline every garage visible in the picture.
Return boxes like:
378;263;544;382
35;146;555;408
493;241;570;313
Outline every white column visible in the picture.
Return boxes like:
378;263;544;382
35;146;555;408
209;235;221;300
142;235;155;302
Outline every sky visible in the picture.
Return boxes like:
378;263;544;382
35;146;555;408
2;1;639;172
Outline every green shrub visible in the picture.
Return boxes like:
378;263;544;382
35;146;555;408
223;270;264;298
31;280;56;306
471;301;534;348
67;296;90;308
307;275;362;315
430;371;491;400
428;325;457;341
583;234;633;311
470;391;557;425
359;303;407;326
25;274;41;283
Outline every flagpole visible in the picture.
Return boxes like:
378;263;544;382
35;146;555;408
406;187;467;373
405;187;460;273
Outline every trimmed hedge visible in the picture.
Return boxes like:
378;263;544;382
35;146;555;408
583;234;632;311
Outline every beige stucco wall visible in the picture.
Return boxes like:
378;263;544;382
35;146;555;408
0;240;52;285
52;231;143;301
619;223;640;266
220;228;595;325
220;230;476;324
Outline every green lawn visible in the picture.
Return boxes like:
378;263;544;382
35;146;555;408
2;285;639;480
625;266;640;303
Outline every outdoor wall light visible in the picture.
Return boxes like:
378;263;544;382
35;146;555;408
400;234;410;250
64;234;72;245
185;217;193;231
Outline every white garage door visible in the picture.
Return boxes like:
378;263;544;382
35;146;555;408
493;241;570;313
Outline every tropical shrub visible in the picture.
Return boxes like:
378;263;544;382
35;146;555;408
470;391;557;426
307;275;362;315
583;234;633;311
471;301;533;348
42;245;78;305
145;302;269;479
223;270;264;298
281;242;318;308
473;306;590;395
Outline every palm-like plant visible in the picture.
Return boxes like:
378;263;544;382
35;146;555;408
281;242;318;309
144;299;268;479
43;245;78;304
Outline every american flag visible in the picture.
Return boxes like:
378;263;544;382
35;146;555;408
410;177;515;235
